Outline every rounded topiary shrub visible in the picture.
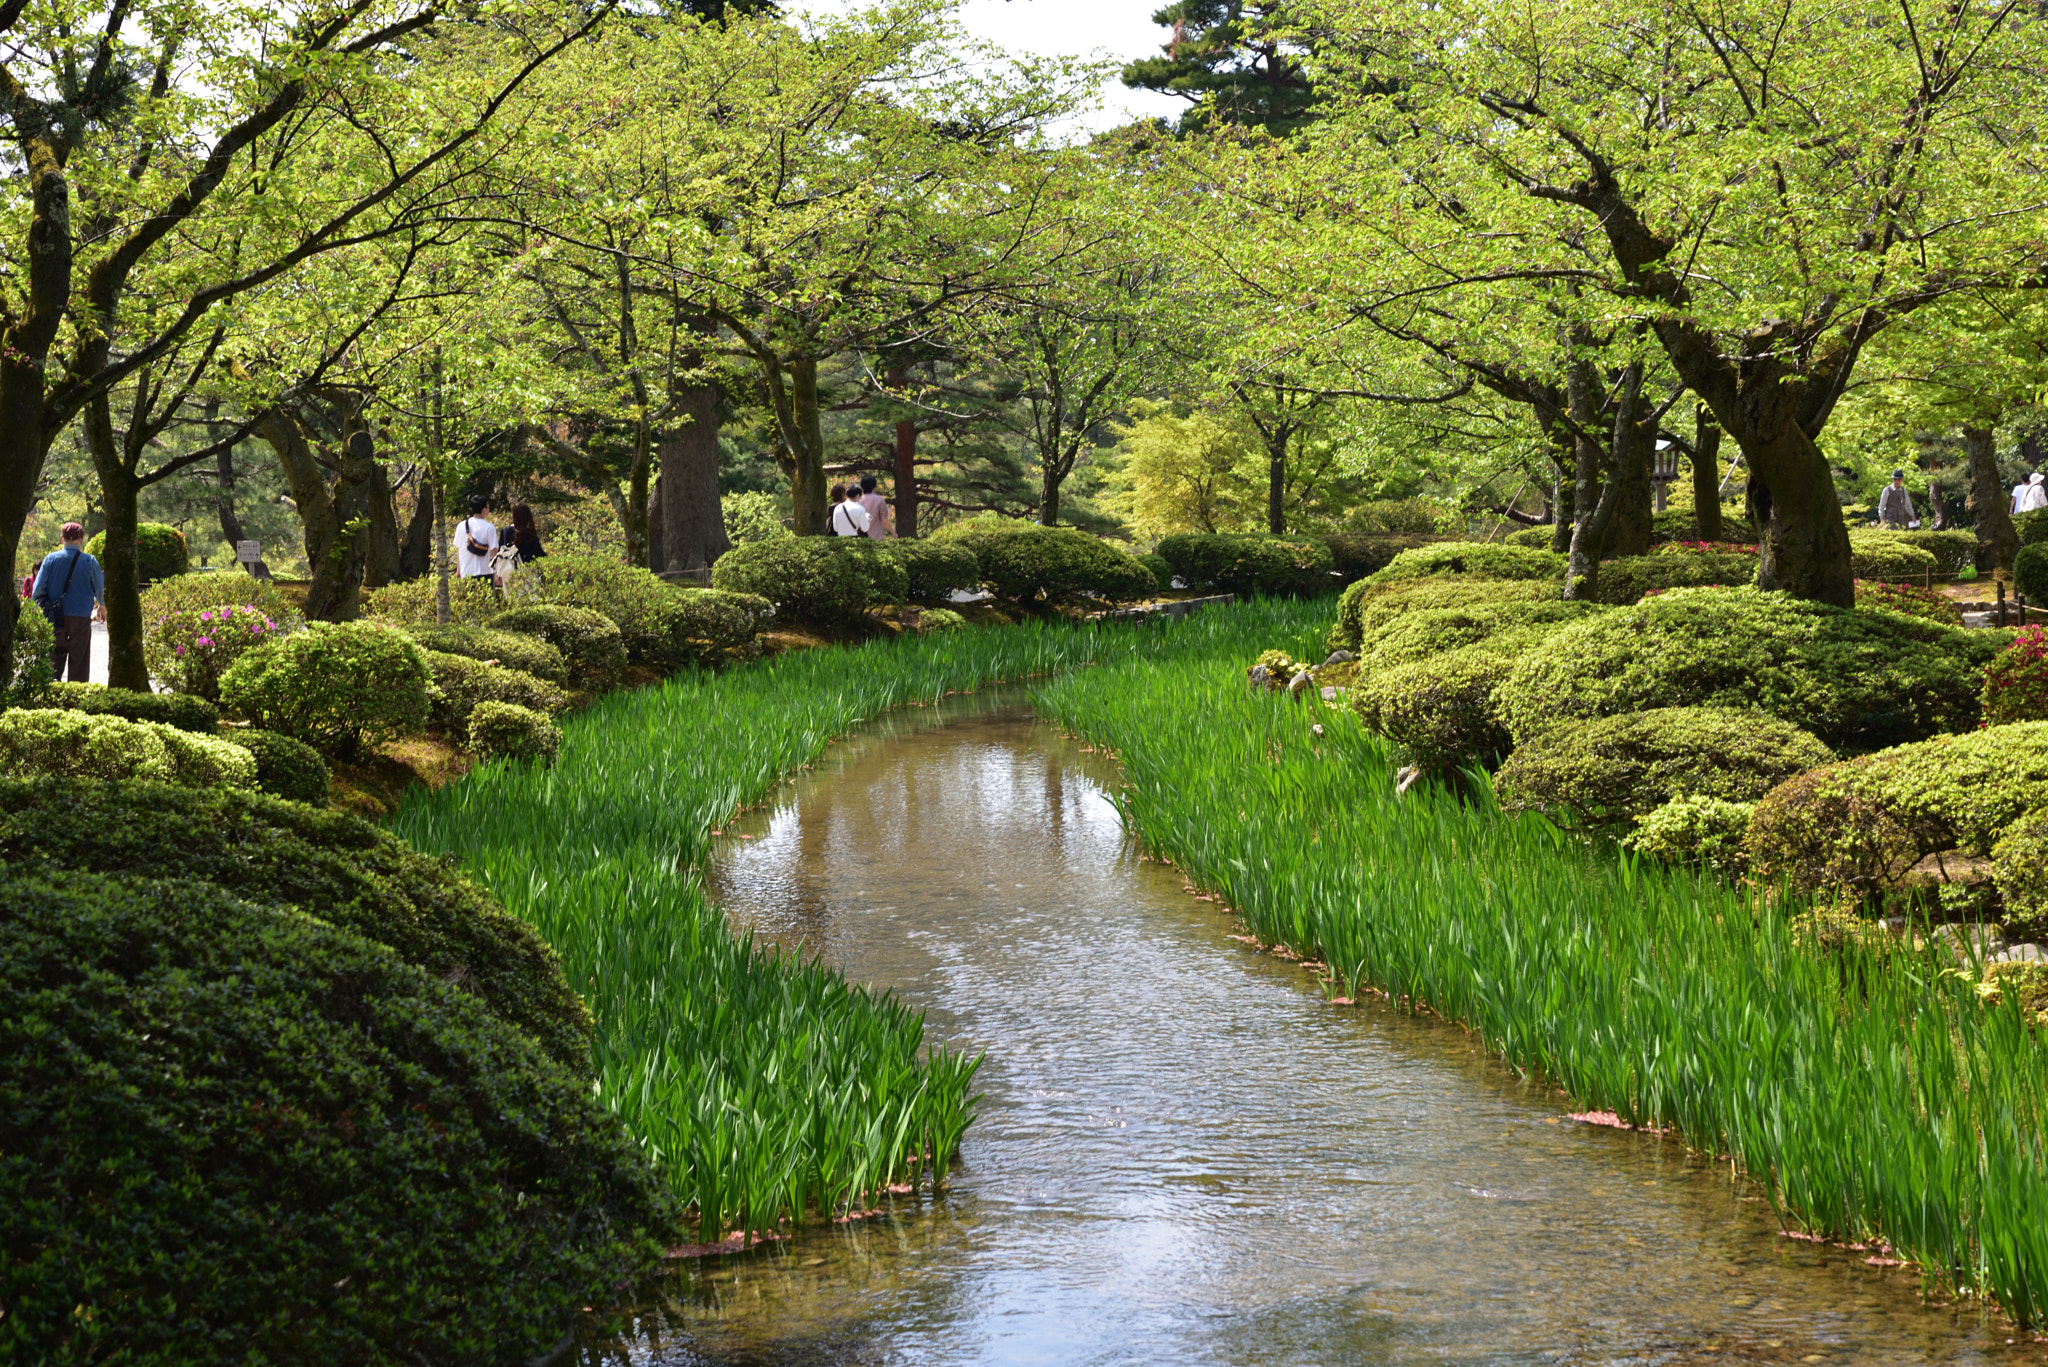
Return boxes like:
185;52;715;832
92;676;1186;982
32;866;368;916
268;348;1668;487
360;574;505;627
2018;508;2048;549
1155;533;1336;597
1364;541;1565;588
423;651;567;738
0;778;592;1071
1745;722;2048;894
929;519;1156;605
1872;529;1978;578
487;604;627;690
917;607;969;633
7;605;54;705
1357;599;1606;672
1589;552;1755;605
1329;576;1558;654
469;700;562;766
507;554;763;669
0;709;256;790
1495;587;2005;754
404;624;567;684
42;680;218;733
228;729;329;806
1350;645;1515;770
1982;626;2048;725
1495;707;1833;829
2017;543;2048;605
1138;552;1175;589
0;864;671;1366
1993;808;2048;929
1854;579;1963;626
642;588;771;670
886;539;981;604
85;522;188;581
1847;529;1939;582
711;536;908;620
1324;532;1448;581
1624;795;1754;875
144;603;290;701
723;489;791;545
218;621;432;760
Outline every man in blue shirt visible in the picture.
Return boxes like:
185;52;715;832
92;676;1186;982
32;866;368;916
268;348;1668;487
31;522;105;683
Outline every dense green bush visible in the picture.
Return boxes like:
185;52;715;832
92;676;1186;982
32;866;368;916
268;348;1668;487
0;864;670;1366
1340;498;1444;534
0;778;592;1071
639;588;772;671
723;489;791;544
1855;579;1963;625
404;623;567;683
43;680;218;733
1847;528;1939;581
85;522;188;581
1156;532;1337;596
226;729;329;805
1356;599;1606;671
1502;525;1556;550
218;621;433;760
1746;723;2048;893
1138;551;1175;589
929;518;1156;604
1590;551;1755;604
2018;508;2048;548
917;606;969;633
487;604;626;689
1495;707;1833;828
1322;531;1446;581
360;574;504;626
2018;543;2048;605
1496;587;2006;754
1351;645;1515;769
711;536;908;620
143;603;289;701
1862;528;1978;578
1651;507;1758;544
1624;795;1755;874
886;538;981;603
469;701;563;766
424;651;567;738
140;570;302;629
1365;540;1565;589
1328;575;1558;653
1993;808;2048;928
509;554;765;669
0;710;256;789
1983;627;2048;725
7;606;53;704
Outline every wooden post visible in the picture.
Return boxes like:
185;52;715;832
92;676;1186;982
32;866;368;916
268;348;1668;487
1997;581;2008;627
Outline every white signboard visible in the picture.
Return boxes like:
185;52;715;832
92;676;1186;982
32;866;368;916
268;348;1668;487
235;540;261;563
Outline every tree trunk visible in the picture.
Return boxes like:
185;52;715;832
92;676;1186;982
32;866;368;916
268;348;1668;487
657;380;730;570
214;440;274;580
1267;430;1288;535
1964;424;2018;576
1039;459;1063;529
1742;418;1854;606
894;414;919;539
647;470;666;573
622;414;653;569
1563;361;1633;601
789;357;827;535
1606;408;1653;557
361;456;402;589
398;473;433;580
82;394;150;691
261;410;374;621
1692;404;1724;543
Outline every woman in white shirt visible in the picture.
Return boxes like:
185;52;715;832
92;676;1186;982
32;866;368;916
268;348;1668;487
829;484;870;536
2021;473;2048;515
454;495;499;577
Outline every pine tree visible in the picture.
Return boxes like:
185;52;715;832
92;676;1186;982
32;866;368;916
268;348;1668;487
1121;1;1313;135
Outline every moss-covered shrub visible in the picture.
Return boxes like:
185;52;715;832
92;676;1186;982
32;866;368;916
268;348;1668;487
140;570;303;630
723;489;791;545
887;539;981;603
1983;626;2048;725
1357;599;1606;672
469;700;562;766
1993;808;2048;928
1322;532;1447;582
227;729;329;806
506;554;763;670
6;605;53;705
487;604;627;689
42;680;218;733
1864;528;1978;578
404;623;567;683
1651;508;1758;544
930;518;1157;604
2018;508;2048;548
1855;579;1963;626
85;521;188;581
918;607;969;633
0;864;670;1366
144;603;289;701
219;621;433;760
1329;576;1559;654
1590;552;1755;605
710;536;908;620
1847;528;1939;581
1496;707;1832;828
0;709;257;790
360;574;505;627
1342;498;1444;534
1156;532;1337;597
0;778;592;1071
1745;723;2048;893
2017;543;2048;605
1496;587;2006;754
1351;646;1515;769
423;651;567;739
1503;526;1558;550
1624;795;1754;874
1365;540;1565;588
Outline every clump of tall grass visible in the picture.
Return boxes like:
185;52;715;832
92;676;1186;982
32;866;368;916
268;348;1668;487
1035;601;2048;1325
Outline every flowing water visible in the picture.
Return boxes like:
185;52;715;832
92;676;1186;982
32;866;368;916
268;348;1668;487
586;698;2036;1366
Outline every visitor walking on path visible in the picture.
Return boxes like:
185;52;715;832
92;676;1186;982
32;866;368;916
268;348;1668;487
2020;473;2048;516
1877;470;1918;528
502;504;547;563
31;523;104;684
455;496;499;579
829;484;870;537
857;475;893;539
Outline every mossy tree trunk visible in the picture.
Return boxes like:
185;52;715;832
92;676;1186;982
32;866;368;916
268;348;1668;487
1964;424;2018;577
1692;403;1724;544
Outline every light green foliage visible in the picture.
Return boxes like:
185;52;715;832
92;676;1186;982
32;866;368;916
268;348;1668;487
710;537;908;620
1103;405;1261;537
1747;723;2048;893
404;624;568;684
1329;575;1559;653
2018;544;2048;605
219;621;433;760
1624;795;1755;875
1496;707;1833;828
467;701;562;766
2019;509;2048;549
1869;529;1979;578
0;709;256;789
917;607;969;633
6;608;52;704
723;490;791;545
144;604;288;701
1993;809;2048;928
1847;529;1940;582
509;555;764;670
1137;552;1175;588
1156;532;1337;597
40;682;218;734
1365;541;1565;587
1351;645;1515;769
85;523;187;581
1855;579;1963;626
226;730;329;806
1357;599;1605;671
423;651;567;739
887;539;980;604
361;575;505;627
1590;552;1755;605
929;519;1156;604
1496;587;2004;753
487;606;627;690
140;572;302;630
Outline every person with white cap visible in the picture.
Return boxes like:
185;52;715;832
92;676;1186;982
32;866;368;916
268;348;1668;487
2020;471;2048;515
1877;469;1918;528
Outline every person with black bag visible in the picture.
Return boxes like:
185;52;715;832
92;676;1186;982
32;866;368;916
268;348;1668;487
31;522;104;683
453;495;499;580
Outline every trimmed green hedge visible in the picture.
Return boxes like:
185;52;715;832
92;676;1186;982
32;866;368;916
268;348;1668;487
227;729;329;805
928;519;1156;604
1328;576;1559;654
643;588;772;671
140;570;302;630
507;555;765;670
0;709;256;790
423;651;567;739
0;779;592;1072
0;864;670;1365
1355;599;1606;672
1156;533;1336;597
2019;508;2048;548
219;621;433;760
85;522;188;581
360;575;504;627
1855;580;1962;626
404;624;568;684
1137;552;1175;589
1847;529;1939;581
486;605;626;690
1350;645;1515;770
2017;543;2048;604
888;539;981;604
1589;552;1755;604
6;605;53;704
469;700;562;766
1496;587;2006;754
1322;532;1448;582
1496;707;1833;829
1365;541;1565;587
41;681;218;733
710;537;908;620
1994;808;2048;928
1864;528;1978;578
1625;795;1755;874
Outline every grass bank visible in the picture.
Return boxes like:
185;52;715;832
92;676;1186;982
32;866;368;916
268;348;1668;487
1034;599;2048;1326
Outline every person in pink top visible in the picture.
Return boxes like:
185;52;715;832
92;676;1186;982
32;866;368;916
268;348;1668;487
857;474;893;539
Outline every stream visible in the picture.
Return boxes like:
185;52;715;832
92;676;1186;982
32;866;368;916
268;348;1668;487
586;696;2031;1366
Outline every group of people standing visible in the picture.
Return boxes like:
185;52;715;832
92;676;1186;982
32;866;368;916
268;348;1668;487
1873;467;2047;529
2015;472;2048;517
453;496;547;584
829;476;894;539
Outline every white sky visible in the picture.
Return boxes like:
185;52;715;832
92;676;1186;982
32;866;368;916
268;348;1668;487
953;0;1187;129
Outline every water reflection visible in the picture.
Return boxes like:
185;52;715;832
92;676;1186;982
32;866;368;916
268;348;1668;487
587;700;2029;1366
